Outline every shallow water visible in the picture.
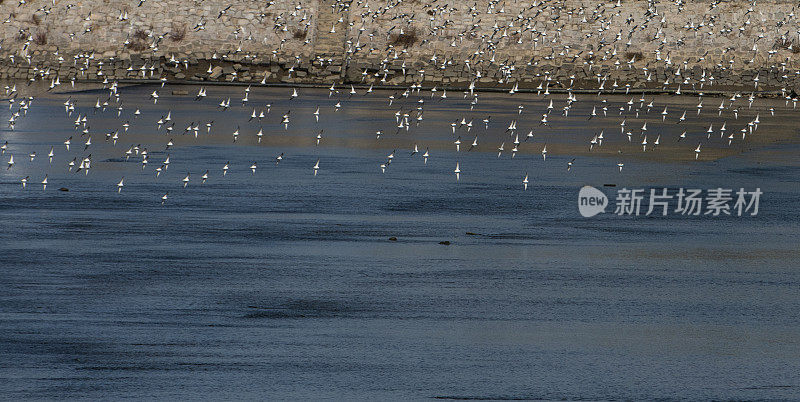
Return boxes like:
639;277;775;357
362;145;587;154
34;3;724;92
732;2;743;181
1;85;800;399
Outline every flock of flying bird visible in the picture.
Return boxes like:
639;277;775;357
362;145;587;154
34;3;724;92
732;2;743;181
0;74;783;204
1;0;798;203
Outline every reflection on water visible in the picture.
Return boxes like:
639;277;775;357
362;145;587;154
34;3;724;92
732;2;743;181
1;85;800;399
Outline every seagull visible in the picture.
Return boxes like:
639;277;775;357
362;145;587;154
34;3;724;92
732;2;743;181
694;143;702;160
222;161;229;176
7;154;13;169
250;162;257;174
41;175;48;191
454;162;461;181
161;192;168;205
541;145;547;161
313;159;320;176
117;177;124;193
21;176;28;189
468;136;478;151
522;173;529;190
182;173;190;188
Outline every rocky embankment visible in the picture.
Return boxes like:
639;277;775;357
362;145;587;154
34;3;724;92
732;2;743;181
0;0;799;94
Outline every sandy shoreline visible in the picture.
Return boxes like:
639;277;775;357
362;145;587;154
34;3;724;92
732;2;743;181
0;79;791;99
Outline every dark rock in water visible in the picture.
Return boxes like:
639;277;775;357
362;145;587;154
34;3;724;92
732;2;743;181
465;232;479;236
58;188;69;192
389;237;397;241
438;241;451;245
604;184;617;187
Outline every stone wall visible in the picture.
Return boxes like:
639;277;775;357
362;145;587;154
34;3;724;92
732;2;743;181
1;0;799;92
